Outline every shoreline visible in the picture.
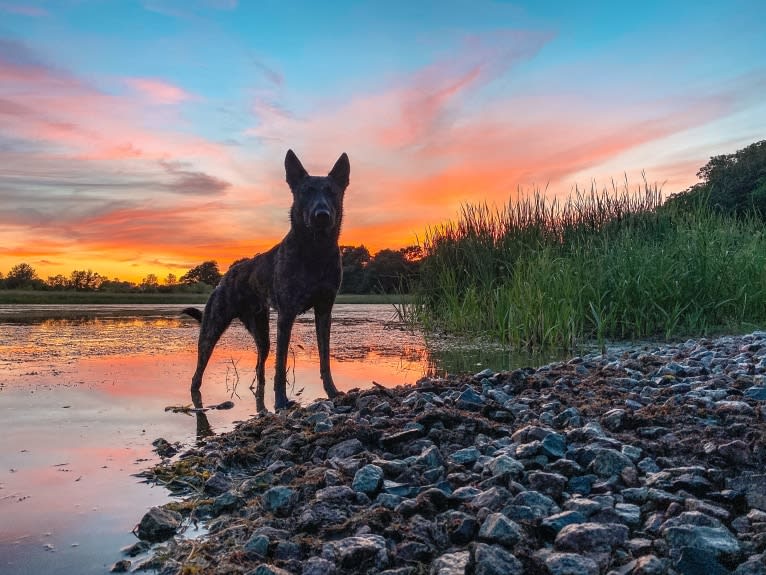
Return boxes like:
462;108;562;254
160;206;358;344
124;332;766;574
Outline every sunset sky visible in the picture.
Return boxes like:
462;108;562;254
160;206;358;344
1;0;764;282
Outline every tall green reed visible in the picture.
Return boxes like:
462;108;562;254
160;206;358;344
414;181;766;349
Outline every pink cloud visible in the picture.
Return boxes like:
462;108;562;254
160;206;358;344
0;2;49;17
124;77;192;105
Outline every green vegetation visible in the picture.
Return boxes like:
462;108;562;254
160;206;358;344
412;178;766;349
666;140;766;218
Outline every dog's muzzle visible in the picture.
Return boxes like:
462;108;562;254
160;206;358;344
311;209;334;230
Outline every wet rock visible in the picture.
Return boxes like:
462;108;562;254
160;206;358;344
327;438;364;459
136;506;182;542
301;557;336;575
321;535;389;570
478;513;523;547
456;387;484;410
244;534;270;558
204;471;232;495
554;522;629;553
352;464;384;495
430;550;470;575
152;438;178;458
543;552;599;575
110;560;131;573
664;525;741;559
672;547;730;575
262;486;296;515
473;543;523;575
727;473;766;511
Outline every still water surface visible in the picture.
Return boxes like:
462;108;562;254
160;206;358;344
0;304;557;574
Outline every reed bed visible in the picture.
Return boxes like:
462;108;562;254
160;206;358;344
413;182;766;349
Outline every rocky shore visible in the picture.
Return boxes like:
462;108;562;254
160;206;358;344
122;332;766;575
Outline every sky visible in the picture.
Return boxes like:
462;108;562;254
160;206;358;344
1;0;764;283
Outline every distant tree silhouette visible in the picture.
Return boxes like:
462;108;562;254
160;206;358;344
69;269;103;291
340;245;372;294
141;274;159;292
164;273;177;286
181;261;222;286
6;263;41;289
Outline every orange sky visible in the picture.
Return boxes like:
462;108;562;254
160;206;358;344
1;2;764;283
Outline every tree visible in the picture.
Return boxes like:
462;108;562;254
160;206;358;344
340;245;372;294
164;273;177;286
141;274;159;292
47;275;68;290
69;269;103;291
366;248;420;294
667;140;766;217
6;263;39;289
180;261;222;286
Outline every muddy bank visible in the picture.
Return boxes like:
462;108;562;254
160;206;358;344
126;332;766;575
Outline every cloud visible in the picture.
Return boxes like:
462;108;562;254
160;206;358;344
124;77;192;105
159;159;231;195
0;2;48;17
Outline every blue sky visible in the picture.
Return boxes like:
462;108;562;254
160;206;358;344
0;0;764;280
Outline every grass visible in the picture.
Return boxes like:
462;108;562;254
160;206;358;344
0;289;410;305
411;181;766;350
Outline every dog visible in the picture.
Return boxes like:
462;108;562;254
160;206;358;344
183;149;349;412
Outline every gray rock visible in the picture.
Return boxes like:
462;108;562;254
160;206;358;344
541;511;586;538
614;503;642;527
554;522;629;553
301;557;336;575
664;525;741;559
733;556;766;575
431;551;470;575
718;440;750;465
727;473;766;511
248;565;292;575
744;386;766;400
472;486;513;511
601;408;626;431
352;464;384;495
244;534;270;558
478;513;523;547
587;448;635;478
457;387;484;410
631;554;666;575
415;446;445;469
327;438;364;459
473;543;523;575
322;535;389;570
672;547;729;575
449;447;481;465
509;490;560;519
485;454;524;478
528;471;568;499
262;486;296;515
541;433;567;458
136;506;182;542
543;552;599;575
204;471;232;495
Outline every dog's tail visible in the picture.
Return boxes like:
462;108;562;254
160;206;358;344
182;307;203;323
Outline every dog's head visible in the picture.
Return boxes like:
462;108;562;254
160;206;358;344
285;150;349;238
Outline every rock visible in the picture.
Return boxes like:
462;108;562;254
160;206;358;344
442;511;478;544
478;513;523;547
727;473;766;511
672;547;730;575
248;565;293;575
136;507;182;542
744;386;766;400
352;464;384;495
587;448;635;478
431;550;470;575
244;534;270;558
322;535;389;570
204;471;232;495
473;543;523;575
415;446;445;469
327;438;364;459
528;471;568;499
664;525;741;559
301;557;336;575
449;447;481;465
262;486;296;515
541;511;587;538
510;490;560;519
554;522;629;553
541;433;567;458
630;554;666;575
601;409;626;431
718;440;750;465
543;552;599;575
110;560;131;573
456;387;484;410
485;454;524;478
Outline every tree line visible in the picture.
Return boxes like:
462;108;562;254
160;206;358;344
0;245;423;295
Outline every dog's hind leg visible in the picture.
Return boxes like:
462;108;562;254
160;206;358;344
315;302;340;399
273;312;297;409
191;295;234;392
242;309;269;413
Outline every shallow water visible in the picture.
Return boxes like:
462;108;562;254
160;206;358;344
0;304;561;574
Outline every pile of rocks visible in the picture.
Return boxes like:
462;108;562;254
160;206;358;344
122;332;766;575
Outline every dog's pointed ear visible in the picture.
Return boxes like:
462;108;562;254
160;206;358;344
328;153;350;189
285;149;308;189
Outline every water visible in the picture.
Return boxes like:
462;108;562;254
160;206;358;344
0;304;558;574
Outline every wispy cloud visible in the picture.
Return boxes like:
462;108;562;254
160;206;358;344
124;77;192;105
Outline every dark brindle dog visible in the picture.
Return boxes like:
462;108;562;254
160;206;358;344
183;150;349;411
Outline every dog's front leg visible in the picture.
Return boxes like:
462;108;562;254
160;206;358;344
273;311;296;409
315;303;339;399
